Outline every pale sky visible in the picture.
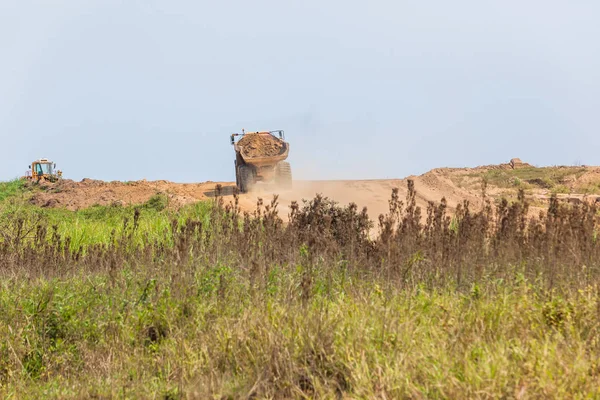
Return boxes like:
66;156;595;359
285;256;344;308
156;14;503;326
1;1;599;182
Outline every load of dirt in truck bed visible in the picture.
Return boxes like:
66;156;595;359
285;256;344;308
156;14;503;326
238;133;284;158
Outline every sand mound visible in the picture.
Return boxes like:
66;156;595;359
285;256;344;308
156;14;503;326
238;133;284;158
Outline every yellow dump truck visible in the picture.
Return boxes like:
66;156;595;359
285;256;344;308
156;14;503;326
230;130;292;193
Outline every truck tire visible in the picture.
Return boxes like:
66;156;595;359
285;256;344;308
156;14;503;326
275;161;292;189
238;165;255;193
234;161;240;190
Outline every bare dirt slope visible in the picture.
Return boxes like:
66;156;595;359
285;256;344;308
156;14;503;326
29;175;482;219
30;179;231;210
29;161;600;220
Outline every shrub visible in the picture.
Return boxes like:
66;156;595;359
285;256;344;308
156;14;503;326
144;193;168;211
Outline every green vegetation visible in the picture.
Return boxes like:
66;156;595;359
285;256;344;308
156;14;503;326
143;193;170;212
580;182;600;195
0;186;211;249
2;271;599;398
0;179;27;202
473;166;587;191
2;182;600;398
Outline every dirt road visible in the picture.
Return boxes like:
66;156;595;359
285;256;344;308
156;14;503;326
229;175;482;220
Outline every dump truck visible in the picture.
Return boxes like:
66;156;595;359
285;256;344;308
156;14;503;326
23;158;63;183
230;130;292;193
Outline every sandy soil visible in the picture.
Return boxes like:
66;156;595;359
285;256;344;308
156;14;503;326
29;164;600;221
28;172;483;220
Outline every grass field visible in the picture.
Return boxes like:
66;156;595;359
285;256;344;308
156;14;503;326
2;181;600;398
0;180;212;248
468;166;589;194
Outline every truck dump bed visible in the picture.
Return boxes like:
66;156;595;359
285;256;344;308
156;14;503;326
236;142;289;167
234;132;290;167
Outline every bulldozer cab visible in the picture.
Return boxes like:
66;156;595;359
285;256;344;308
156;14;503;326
33;161;54;175
26;158;62;182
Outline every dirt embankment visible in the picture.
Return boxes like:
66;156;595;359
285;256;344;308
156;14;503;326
238;133;284;158
29;179;230;210
27;161;600;220
28;172;482;218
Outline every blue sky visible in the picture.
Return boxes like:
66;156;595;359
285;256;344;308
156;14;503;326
1;1;599;182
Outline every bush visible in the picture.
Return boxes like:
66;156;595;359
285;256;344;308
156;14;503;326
143;193;168;211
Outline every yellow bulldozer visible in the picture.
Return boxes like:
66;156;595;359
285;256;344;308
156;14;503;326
23;158;63;183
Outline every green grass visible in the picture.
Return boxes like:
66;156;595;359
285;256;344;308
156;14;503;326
468;166;588;191
579;182;600;195
3;178;600;398
0;182;213;249
550;184;571;195
0;179;27;202
0;194;212;249
1;271;599;399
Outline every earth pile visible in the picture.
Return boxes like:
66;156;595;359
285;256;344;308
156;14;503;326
238;133;284;158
